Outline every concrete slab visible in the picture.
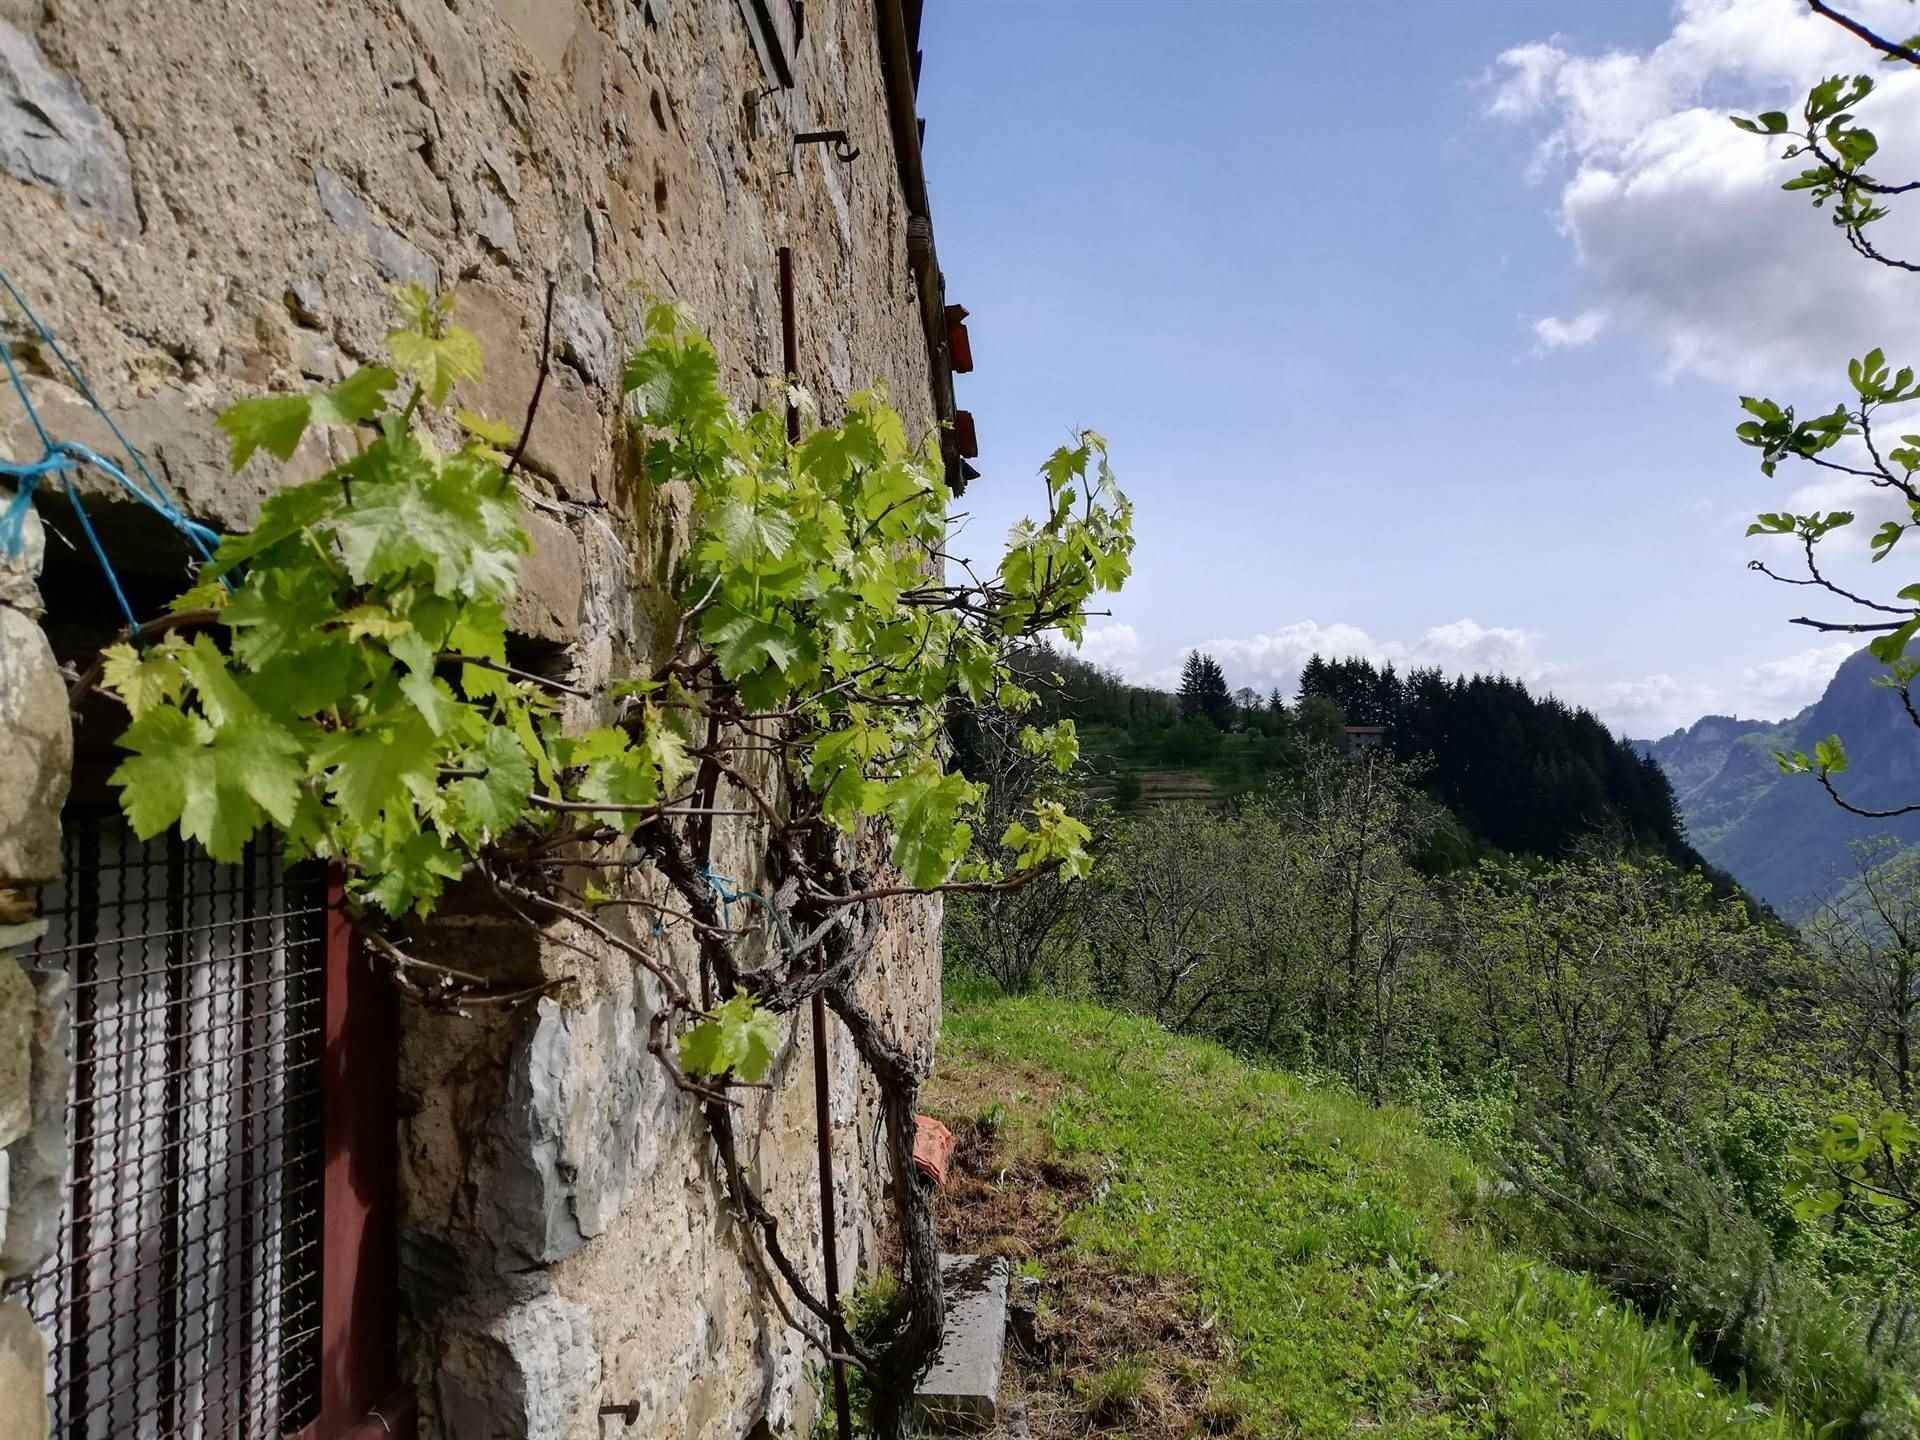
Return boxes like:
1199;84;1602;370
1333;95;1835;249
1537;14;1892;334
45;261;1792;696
913;1253;1009;1432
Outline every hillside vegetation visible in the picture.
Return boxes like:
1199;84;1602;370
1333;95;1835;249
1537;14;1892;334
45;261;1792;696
945;716;1920;1437
932;984;1822;1438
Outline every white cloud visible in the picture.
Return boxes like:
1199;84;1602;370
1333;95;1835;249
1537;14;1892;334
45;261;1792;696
1535;308;1609;348
1566;641;1853;736
1491;0;1920;388
1740;639;1856;711
1125;616;1850;736
1071;623;1141;670
1160;617;1556;699
1576;673;1713;736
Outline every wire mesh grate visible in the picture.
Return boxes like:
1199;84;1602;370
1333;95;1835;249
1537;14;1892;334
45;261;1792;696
21;807;326;1439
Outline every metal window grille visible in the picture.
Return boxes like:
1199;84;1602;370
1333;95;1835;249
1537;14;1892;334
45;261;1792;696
24;806;327;1438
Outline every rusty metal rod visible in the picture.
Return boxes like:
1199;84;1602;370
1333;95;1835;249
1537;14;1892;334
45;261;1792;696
782;243;853;1440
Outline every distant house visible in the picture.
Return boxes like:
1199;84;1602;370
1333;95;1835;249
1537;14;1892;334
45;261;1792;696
1341;725;1387;757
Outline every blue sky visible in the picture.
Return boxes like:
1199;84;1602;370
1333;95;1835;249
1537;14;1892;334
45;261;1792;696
917;1;1920;736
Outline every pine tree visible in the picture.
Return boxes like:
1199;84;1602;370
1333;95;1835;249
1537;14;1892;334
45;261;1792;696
1179;651;1233;728
1298;653;1332;704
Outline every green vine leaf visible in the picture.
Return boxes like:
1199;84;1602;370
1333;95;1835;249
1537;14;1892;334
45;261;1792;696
388;283;482;405
679;992;781;1083
215;365;399;469
450;726;535;841
100;636;187;717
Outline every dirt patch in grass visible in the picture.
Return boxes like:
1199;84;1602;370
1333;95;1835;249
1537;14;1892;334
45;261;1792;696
928;1100;1244;1438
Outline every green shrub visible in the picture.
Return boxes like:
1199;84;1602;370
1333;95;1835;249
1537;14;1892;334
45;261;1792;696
1509;1120;1920;1437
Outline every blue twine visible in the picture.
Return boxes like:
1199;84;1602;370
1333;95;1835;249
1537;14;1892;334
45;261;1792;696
0;267;223;630
700;868;798;955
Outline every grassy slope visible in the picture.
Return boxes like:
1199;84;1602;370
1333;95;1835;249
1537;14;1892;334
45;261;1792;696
1077;722;1273;809
936;984;1809;1439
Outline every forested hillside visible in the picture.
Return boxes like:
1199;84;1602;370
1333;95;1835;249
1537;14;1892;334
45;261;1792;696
1638;648;1920;918
1297;655;1694;864
1015;643;1726;882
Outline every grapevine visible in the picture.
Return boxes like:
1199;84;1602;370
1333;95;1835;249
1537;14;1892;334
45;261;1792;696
85;286;1132;1433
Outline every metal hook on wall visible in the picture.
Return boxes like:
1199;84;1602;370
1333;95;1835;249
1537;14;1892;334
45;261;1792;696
791;129;860;165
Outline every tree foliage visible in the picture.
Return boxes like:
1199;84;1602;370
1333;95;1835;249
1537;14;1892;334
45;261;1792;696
1727;5;1920;1258
1295;652;1703;867
1731;8;1920;812
1177;649;1232;728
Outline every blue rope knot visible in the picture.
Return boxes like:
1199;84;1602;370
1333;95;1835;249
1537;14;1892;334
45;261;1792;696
0;267;221;630
701;868;747;922
699;867;798;955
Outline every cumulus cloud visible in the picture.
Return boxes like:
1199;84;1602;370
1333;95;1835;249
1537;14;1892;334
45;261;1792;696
1535;308;1609;348
1490;0;1920;388
1119;617;1849;736
1071;623;1142;670
1568;641;1851;735
1576;673;1715;736
1740;639;1856;711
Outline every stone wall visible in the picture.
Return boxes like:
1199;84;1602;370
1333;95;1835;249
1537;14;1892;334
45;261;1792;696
0;1;949;1435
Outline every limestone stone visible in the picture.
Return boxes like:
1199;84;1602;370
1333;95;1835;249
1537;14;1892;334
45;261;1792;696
0;966;65;1276
0;1301;48;1438
0;606;69;886
914;1255;1010;1431
0;481;44;615
435;1290;601;1440
0;954;30;1150
0;20;134;227
313;164;441;293
507;510;586;644
554;288;615;391
476;190;519;258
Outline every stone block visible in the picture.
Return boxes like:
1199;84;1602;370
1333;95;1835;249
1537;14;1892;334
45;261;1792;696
0;377;320;540
915;1254;1010;1432
497;0;582;73
0;19;134;227
313;164;440;293
0;1301;48;1439
506;510;585;644
0;607;70;886
554;288;615;390
0;481;44;615
458;284;608;504
0;954;30;1151
1;965;66;1276
434;1290;601;1440
483;990;671;1268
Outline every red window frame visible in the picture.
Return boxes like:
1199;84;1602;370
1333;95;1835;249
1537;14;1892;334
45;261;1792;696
292;878;412;1440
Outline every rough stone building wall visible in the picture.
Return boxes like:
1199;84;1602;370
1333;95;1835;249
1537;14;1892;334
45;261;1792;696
0;1;949;1435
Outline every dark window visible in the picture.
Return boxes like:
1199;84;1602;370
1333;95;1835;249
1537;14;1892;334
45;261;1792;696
738;0;804;89
25;809;327;1438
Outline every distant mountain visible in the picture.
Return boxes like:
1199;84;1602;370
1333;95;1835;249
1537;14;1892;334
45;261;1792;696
1634;648;1920;919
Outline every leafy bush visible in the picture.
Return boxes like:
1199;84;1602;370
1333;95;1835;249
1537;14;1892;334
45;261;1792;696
1399;1049;1518;1156
1509;1120;1920;1436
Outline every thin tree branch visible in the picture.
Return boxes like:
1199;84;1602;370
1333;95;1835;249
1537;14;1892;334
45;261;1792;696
1788;615;1913;633
443;652;592;699
504;277;557;481
1810;0;1920;67
1820;772;1920;818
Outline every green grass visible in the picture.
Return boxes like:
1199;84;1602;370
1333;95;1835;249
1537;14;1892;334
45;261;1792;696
941;982;1815;1439
1076;721;1269;808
